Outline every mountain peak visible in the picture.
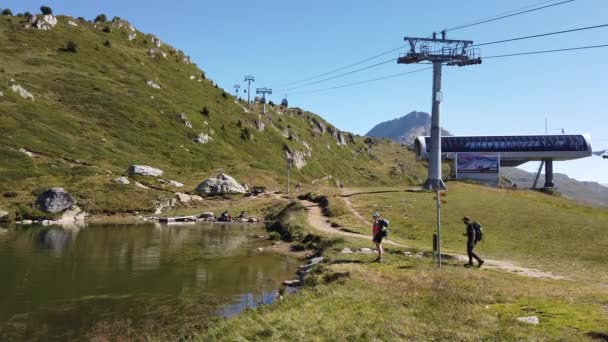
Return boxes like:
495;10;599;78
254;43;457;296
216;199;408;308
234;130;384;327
366;111;451;145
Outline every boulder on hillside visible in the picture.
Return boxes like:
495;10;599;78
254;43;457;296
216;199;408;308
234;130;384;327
128;165;164;177
128;33;137;41
146;80;161;89
67;20;78;27
11;84;34;100
195;173;247;196
36;188;76;214
114;176;130;185
168;180;184;188
194;133;212;144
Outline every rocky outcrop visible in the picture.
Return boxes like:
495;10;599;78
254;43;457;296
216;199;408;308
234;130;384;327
114;176;130;185
61;205;87;222
11;84;34;100
329;127;347;146
284;146;310;170
312;118;326;134
195;173;247;196
128;33;137;41
182;56;191;64
194;133;212;144
255;119;265;132
127;165;164;177
67;20;78;27
147;48;167;58
146;80;161;89
152;37;163;48
180;113;192;128
36;188;76;214
26;14;58;30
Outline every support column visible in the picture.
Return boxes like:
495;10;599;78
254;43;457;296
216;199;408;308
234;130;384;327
423;61;446;191
544;159;554;188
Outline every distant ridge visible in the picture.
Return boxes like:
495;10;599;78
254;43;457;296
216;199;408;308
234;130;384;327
366;111;451;145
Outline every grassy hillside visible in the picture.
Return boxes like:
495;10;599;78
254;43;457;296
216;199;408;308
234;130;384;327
0;14;425;215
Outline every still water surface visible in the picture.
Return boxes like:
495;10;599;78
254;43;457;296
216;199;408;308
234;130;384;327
0;222;298;340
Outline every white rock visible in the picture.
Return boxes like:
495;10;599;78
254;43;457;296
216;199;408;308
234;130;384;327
67;20;78;27
404;251;413;257
21;220;34;225
180;113;192;128
0;91;3;97
128;33;137;41
114;176;130;185
190;195;203;202
195;173;247;196
128;165;164;177
175;192;191;204
182;56;191;64
129;24;136;32
517;316;540;325
61;205;87;222
134;182;149;189
152;37;163;47
11;84;34;100
19;148;34;157
359;248;374;254
194;133;212;144
169;180;184;188
340;248;353;254
190;75;196;80
0;210;9;223
146;80;161;89
42;14;58;27
28;15;37;25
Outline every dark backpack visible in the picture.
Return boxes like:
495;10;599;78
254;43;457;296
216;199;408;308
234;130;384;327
380;219;389;237
473;222;484;242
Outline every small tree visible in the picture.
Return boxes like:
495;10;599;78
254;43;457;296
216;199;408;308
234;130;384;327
221;91;228;99
1;9;13;16
268;100;275;107
102;26;111;33
24;12;32;17
66;40;78;52
94;14;107;23
40;6;53;15
103;40;111;48
77;16;85;21
200;106;210;117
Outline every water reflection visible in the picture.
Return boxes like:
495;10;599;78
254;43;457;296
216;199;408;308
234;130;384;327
0;222;298;341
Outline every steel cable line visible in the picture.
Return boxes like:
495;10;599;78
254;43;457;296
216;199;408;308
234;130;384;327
288;43;606;96
289;67;432;95
473;23;608;47
280;46;405;87
277;0;574;89
444;0;575;33
484;43;608;59
276;58;397;92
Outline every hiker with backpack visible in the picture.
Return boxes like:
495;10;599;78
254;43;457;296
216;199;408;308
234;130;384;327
372;212;389;263
462;216;485;268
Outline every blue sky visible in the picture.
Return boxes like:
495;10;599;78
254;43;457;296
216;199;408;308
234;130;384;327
4;0;608;183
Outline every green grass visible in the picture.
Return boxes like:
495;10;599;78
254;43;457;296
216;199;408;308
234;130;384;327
199;241;608;341
0;14;423;215
330;182;608;283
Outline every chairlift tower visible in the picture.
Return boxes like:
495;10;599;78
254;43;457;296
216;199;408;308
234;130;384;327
256;87;272;114
244;75;255;104
398;33;481;191
398;32;481;269
234;84;241;99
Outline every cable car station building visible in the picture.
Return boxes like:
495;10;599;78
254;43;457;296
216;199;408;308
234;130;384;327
414;134;593;188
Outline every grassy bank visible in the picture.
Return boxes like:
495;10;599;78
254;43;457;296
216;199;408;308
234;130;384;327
199;237;608;341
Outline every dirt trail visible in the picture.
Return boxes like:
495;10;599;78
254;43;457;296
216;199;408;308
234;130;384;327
301;193;567;281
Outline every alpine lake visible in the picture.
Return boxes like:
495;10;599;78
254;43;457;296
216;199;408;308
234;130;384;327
0;222;299;340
